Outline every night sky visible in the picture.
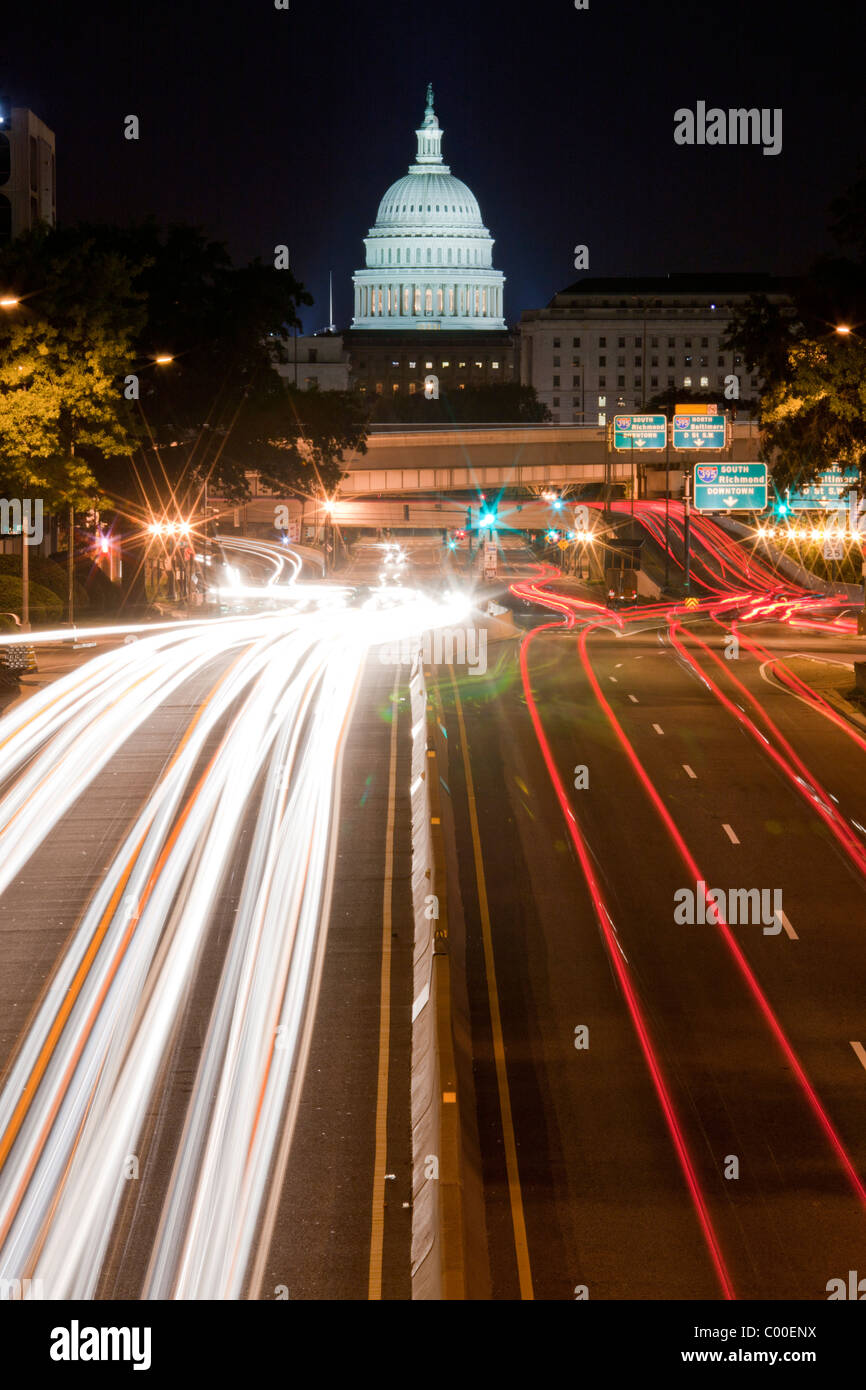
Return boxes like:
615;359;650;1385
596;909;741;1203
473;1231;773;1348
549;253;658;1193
3;0;864;332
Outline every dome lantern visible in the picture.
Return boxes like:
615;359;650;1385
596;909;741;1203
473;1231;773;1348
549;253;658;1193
414;83;445;167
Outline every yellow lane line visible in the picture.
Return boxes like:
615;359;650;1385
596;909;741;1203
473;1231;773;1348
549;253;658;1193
450;670;535;1300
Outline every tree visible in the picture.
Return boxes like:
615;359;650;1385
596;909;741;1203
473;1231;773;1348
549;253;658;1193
78;221;318;510
759;334;866;484
241;382;370;500
0;226;142;510
724;177;866;489
1;222;370;521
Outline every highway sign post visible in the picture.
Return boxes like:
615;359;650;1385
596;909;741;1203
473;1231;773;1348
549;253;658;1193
692;462;768;512
788;467;859;510
673;414;727;450
483;539;497;579
823;534;844;561
612;415;667;451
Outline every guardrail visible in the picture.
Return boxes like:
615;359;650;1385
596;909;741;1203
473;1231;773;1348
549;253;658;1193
719;518;863;600
408;646;465;1299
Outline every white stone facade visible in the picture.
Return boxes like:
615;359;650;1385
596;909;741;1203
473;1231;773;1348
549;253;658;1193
520;275;792;424
351;86;505;332
274;333;350;390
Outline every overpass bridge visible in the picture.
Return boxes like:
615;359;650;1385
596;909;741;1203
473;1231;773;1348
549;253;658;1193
208;419;764;533
339;421;762;495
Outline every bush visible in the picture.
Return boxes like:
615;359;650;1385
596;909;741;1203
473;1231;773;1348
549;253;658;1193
0;555;88;609
0;574;63;625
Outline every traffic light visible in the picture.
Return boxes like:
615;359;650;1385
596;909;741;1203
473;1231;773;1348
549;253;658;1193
480;509;497;527
774;498;789;518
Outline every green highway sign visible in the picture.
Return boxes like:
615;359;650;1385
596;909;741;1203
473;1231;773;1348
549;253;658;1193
673;413;727;450
693;463;767;512
788;467;859;510
612;414;667;450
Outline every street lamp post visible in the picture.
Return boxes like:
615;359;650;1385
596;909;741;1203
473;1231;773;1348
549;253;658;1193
834;328;865;631
67;504;75;625
21;526;29;631
664;421;671;590
2;294;31;630
683;471;692;594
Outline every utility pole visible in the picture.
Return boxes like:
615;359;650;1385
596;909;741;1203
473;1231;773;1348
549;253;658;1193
20;517;30;631
67;440;75;627
683;470;692;594
67;505;75;625
664;419;671;590
202;475;210;604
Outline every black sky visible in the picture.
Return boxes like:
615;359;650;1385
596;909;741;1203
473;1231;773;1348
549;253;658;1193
3;0;865;332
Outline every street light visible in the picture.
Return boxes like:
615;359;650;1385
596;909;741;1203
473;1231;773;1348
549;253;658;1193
835;325;852;335
2;291;31;626
154;353;174;364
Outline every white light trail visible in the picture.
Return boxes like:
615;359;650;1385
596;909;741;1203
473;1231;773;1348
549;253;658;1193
0;543;470;1300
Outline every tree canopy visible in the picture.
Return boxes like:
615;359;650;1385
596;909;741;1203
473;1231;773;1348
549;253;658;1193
0;227;142;509
724;176;866;489
0;221;369;522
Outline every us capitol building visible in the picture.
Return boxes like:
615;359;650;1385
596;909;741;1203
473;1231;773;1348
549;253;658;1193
282;88;778;423
346;86;515;396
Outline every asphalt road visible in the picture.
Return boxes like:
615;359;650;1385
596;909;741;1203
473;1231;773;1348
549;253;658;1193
2;526;865;1304
0;555;451;1301
433;590;866;1300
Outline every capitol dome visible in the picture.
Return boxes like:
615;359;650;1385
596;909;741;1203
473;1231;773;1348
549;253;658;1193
351;86;505;331
373;173;483;230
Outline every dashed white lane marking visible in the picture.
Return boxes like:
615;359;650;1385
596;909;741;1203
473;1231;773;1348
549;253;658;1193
778;910;798;940
628;694;638;703
653;724;664;735
722;823;740;844
609;675;618;683
683;764;697;779
851;1041;866;1072
615;662;623;668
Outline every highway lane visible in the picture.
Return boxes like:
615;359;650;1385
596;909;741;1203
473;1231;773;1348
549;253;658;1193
256;653;415;1300
434;590;866;1300
0;570;469;1299
432;640;726;1300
